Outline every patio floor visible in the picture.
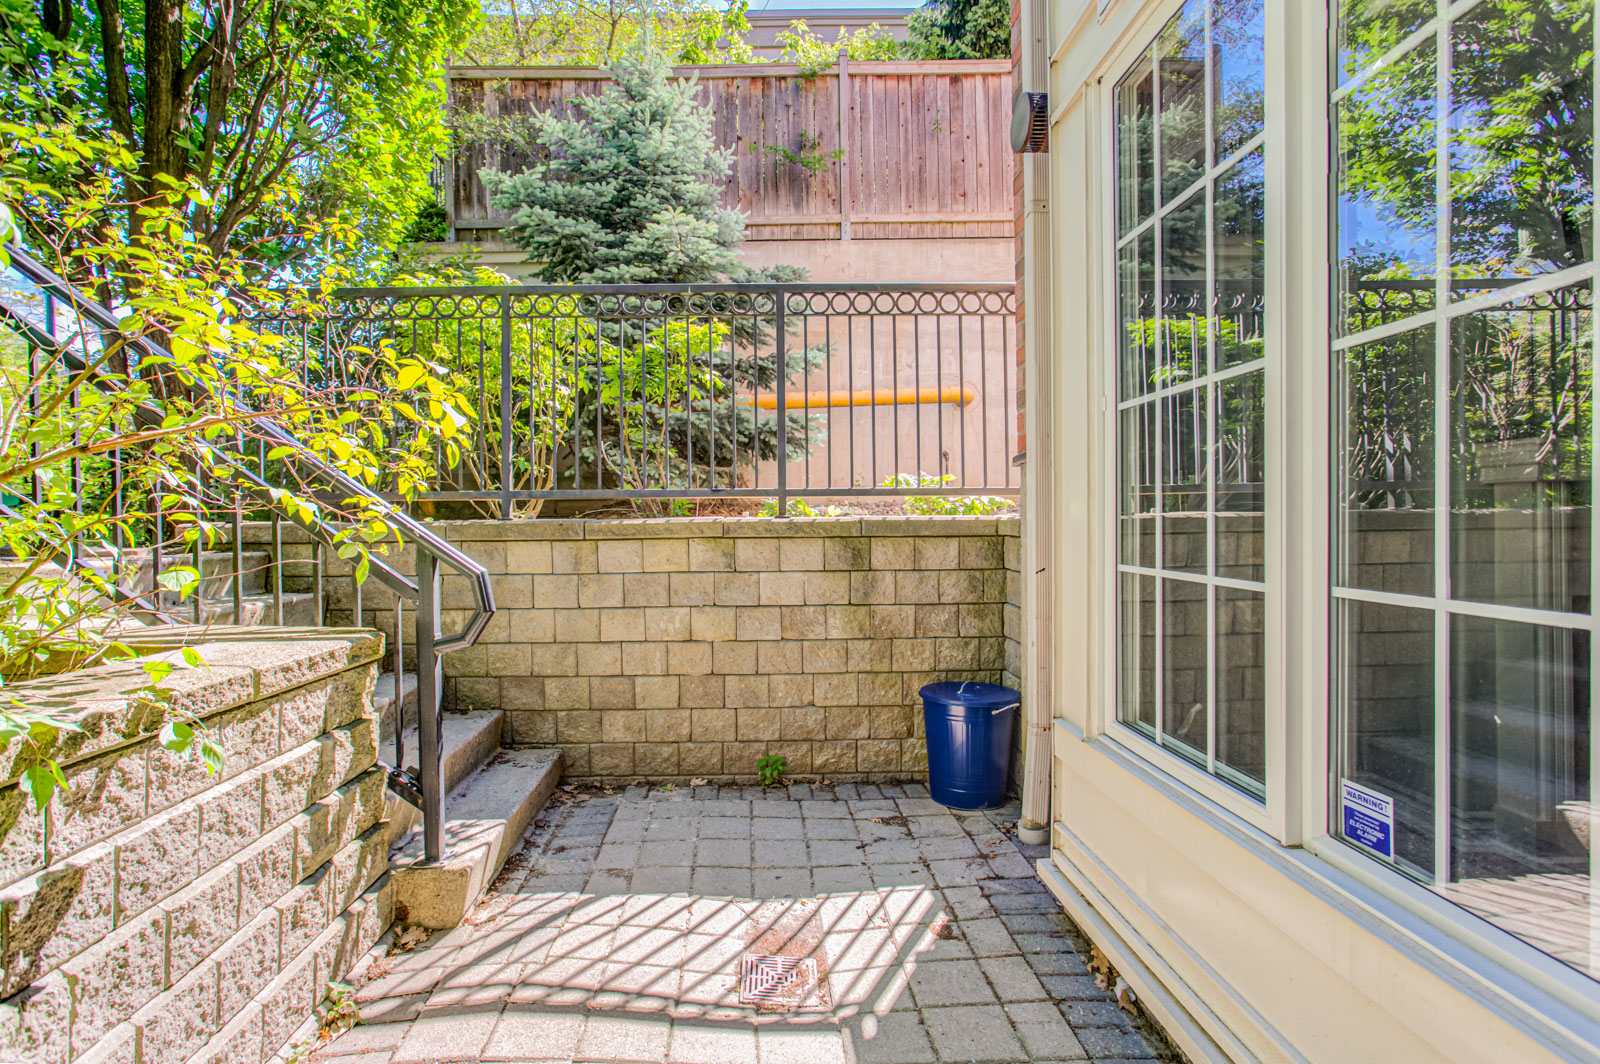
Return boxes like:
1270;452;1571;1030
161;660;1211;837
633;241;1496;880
312;783;1174;1064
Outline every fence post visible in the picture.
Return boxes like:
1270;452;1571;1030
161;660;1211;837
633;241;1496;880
837;51;851;242
775;291;788;516
499;293;513;519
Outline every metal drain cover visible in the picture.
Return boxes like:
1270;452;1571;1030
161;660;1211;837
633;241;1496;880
738;953;829;1010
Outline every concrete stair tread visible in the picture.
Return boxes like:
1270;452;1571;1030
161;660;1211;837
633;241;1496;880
390;748;563;928
380;708;505;861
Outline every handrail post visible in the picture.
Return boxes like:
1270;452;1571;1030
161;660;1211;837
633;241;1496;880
499;293;513;520
774;290;787;516
417;547;445;862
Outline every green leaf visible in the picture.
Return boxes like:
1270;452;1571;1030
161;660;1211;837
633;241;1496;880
20;765;57;811
158;720;194;751
142;660;175;686
199;738;225;776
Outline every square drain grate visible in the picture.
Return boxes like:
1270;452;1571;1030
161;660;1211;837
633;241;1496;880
738;953;829;1010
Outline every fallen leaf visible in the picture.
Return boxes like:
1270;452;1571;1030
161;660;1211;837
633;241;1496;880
690;777;709;787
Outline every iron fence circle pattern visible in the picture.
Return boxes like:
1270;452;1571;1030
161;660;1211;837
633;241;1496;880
784;291;1016;316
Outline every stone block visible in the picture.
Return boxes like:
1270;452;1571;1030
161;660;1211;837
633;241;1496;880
505;541;553;574
533;574;578;609
691;709;736;742
916;538;960;570
113;804;200;924
896;571;940;604
667;642;713;675
550;541;598;574
0;841;115;997
646;606;693;641
769;676;815;708
454;677;498;712
851;572;902;604
766;741;813;773
871;705;916;739
262;742;324;831
622;642;668;675
162;862;241;981
723;675;769;709
276;864;335;963
444;645;489;679
330;826;390;912
916;604;960;637
848;639;893;673
645;709;692;743
487;643;533;677
779;539;824;571
503;678;546;712
237;824;296;916
813;742;858;774
825;707;872;741
0;971;71;1063
734;539;780;571
52;748;144;863
892;639;938;671
591;677;636;710
711;641;758;674
579;574;625;609
625;572;671;607
601;710;647;744
757;641;802;675
803;641;847;674
491;575;534;609
780;707;828;741
857;740;902;773
502;609;555;642
870;538;916;570
736;708;781;741
554;608;601;643
939;571;985;604
714;572;760;606
959;603;1005;637
62;905;165;1054
781;606;828;640
197;772;265;869
258;931;318;1055
507;710;555;745
193;1002;263;1064
901;739;929;772
960;538;1004;569
133;960;217;1063
578;643;623;676
679;743;724;776
667;572;714;606
589;744;635;777
691;607;737;642
859;673;902;706
759;572;807;606
679;675;725;709
600;608;646;642
722;743;768;775
805;571;852;604
641;540;688;572
545;678;591;710
689;538;735;571
561;745;592;776
597;540;642;573
937;638;983;670
826;606;872;639
736;608;783;641
635;676;682;710
823;537;871;570
815;675;859;707
634;743;679;777
529;643;579;677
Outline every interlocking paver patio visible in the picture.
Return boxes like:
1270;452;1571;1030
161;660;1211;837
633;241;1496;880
309;784;1176;1063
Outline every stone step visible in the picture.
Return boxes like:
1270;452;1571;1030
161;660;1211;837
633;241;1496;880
389;747;563;928
173;590;319;627
380;708;505;850
373;670;419;733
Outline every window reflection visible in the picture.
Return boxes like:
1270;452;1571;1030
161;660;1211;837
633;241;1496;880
1337;0;1433;85
1116;57;1155;235
1450;292;1592;612
1217;372;1264;582
1120;404;1157;569
1121;574;1157;732
1214;149;1265;370
1161;387;1207;575
1212;0;1265;161
1158;2;1208;204
1217;587;1265;788
1162;577;1209;761
1119;233;1157;396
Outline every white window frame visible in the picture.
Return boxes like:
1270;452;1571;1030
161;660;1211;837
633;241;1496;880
1095;0;1293;842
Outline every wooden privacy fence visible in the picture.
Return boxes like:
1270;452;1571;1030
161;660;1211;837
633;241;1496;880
446;59;1015;242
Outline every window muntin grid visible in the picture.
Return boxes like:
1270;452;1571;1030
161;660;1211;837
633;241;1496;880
1114;0;1269;799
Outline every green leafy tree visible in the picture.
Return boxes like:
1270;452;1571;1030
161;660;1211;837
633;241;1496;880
457;0;756;65
1;0;476;286
903;0;1011;60
775;18;899;77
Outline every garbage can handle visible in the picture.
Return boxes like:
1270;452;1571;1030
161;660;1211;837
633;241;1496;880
992;702;1020;715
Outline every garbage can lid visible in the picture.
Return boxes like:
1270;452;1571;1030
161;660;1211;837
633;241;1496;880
919;681;1020;708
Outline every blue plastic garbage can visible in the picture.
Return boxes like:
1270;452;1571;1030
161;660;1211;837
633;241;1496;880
920;681;1020;810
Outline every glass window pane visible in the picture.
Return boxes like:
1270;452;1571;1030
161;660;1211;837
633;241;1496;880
1336;599;1436;879
1213;149;1266;370
1212;0;1265;160
1335;326;1435;597
1161;388;1207;574
1162;577;1208;761
1217;587;1265;789
1450;288;1592;612
1120;573;1157;733
1121;403;1158;569
1336;37;1439;338
1337;0;1434;86
1119;232;1158;397
1116;56;1155;235
1216;372;1264;581
1446;615;1591;977
1448;0;1594;296
1161;188;1208;386
1157;2;1208;205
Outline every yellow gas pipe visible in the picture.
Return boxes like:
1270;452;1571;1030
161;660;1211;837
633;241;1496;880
742;383;977;410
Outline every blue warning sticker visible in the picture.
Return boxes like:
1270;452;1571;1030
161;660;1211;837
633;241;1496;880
1340;778;1395;861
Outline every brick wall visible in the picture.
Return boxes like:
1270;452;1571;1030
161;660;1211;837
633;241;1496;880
0;630;393;1064
296;516;1023;785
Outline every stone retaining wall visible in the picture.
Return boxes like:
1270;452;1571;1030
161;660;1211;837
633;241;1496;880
265;515;1023;783
0;629;393;1064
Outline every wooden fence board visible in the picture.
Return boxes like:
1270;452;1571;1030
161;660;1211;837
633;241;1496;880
447;61;1012;240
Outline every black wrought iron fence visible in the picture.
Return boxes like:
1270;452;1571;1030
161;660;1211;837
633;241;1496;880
249;284;1019;516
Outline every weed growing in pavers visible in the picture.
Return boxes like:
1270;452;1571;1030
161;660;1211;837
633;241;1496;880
758;754;788;788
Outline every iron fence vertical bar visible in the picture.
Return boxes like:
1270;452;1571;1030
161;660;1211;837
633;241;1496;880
192;469;204;624
418;548;444;862
394;598;407;768
232;493;243;623
774;291;788;514
500;294;513;519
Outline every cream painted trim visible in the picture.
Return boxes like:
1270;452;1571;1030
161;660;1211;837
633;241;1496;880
1038;853;1249;1064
